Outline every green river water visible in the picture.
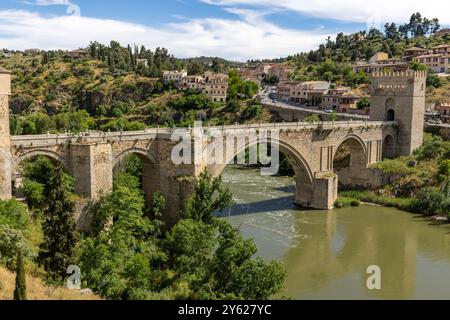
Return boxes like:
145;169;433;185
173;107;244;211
221;166;450;300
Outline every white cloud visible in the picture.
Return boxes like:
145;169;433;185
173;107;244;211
0;8;330;61
202;0;450;25
24;0;81;16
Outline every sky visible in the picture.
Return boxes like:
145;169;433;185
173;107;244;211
0;0;449;61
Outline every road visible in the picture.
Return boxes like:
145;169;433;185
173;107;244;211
258;86;369;121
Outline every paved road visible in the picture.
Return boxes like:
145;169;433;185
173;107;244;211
258;86;369;121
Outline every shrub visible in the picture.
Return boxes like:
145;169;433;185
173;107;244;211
411;187;446;216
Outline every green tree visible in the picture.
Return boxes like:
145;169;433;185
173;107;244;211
184;170;234;223
37;166;79;281
13;250;27;300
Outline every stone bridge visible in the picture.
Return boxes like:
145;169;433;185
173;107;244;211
0;69;426;225
8;121;397;223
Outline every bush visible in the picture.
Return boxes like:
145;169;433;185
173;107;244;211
0;225;31;270
22;179;45;209
0;199;29;231
411;187;446;216
334;197;361;208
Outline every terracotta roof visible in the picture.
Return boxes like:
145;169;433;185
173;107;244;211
405;47;427;52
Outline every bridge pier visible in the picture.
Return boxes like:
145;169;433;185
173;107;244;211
295;174;338;210
70;142;113;199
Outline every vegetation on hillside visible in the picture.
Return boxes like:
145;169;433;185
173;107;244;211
279;13;450;101
1;41;264;135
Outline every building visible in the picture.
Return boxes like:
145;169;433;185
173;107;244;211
162;70;229;102
322;87;365;113
162;70;188;84
353;52;409;74
267;64;294;82
277;81;298;102
288;81;331;106
238;63;293;83
403;47;429;61
202;72;229;102
66;49;90;60
433;28;450;37
437;102;450;123
179;75;204;90
136;58;148;67
413;45;450;74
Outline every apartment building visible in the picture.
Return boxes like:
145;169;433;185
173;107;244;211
202;72;229;102
163;70;188;84
403;47;429;61
281;81;330;106
413;45;450;74
353;52;409;73
162;70;229;102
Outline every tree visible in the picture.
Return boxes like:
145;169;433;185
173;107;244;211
357;97;370;110
13;250;27;300
184;170;234;223
37;166;79;281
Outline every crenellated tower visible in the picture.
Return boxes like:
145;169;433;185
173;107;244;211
370;70;426;156
0;67;12;200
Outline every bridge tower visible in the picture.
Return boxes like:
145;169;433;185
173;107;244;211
370;70;426;156
0;68;12;200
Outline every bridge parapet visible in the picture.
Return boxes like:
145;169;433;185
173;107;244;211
11;120;398;147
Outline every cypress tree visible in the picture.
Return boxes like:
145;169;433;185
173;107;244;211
37;166;79;281
13;250;27;300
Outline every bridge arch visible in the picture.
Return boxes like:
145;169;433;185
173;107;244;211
210;136;316;208
113;147;155;168
14;149;68;171
12;149;70;198
333;134;368;188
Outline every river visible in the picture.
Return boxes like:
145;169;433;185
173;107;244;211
220;166;450;300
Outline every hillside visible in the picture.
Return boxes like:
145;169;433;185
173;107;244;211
0;266;99;300
0;45;271;135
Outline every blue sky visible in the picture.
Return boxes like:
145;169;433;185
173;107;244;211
0;0;448;61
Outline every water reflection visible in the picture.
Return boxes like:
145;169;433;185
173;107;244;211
221;166;450;300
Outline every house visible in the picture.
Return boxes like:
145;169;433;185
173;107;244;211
437;102;450;123
288;81;331;106
163;70;188;84
66;49;90;60
322;87;365;113
162;70;229;102
267;64;294;82
136;58;148;67
238;63;293;83
202;72;229;102
403;47;429;61
413;45;450;74
433;28;450;37
353;52;409;73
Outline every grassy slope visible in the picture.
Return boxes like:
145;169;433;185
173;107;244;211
0;266;100;300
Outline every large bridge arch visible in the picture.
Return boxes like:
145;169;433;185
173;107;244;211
112;147;160;210
14;149;68;171
209;136;321;208
11;149;70;197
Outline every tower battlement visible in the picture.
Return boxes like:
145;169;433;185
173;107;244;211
371;70;427;79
